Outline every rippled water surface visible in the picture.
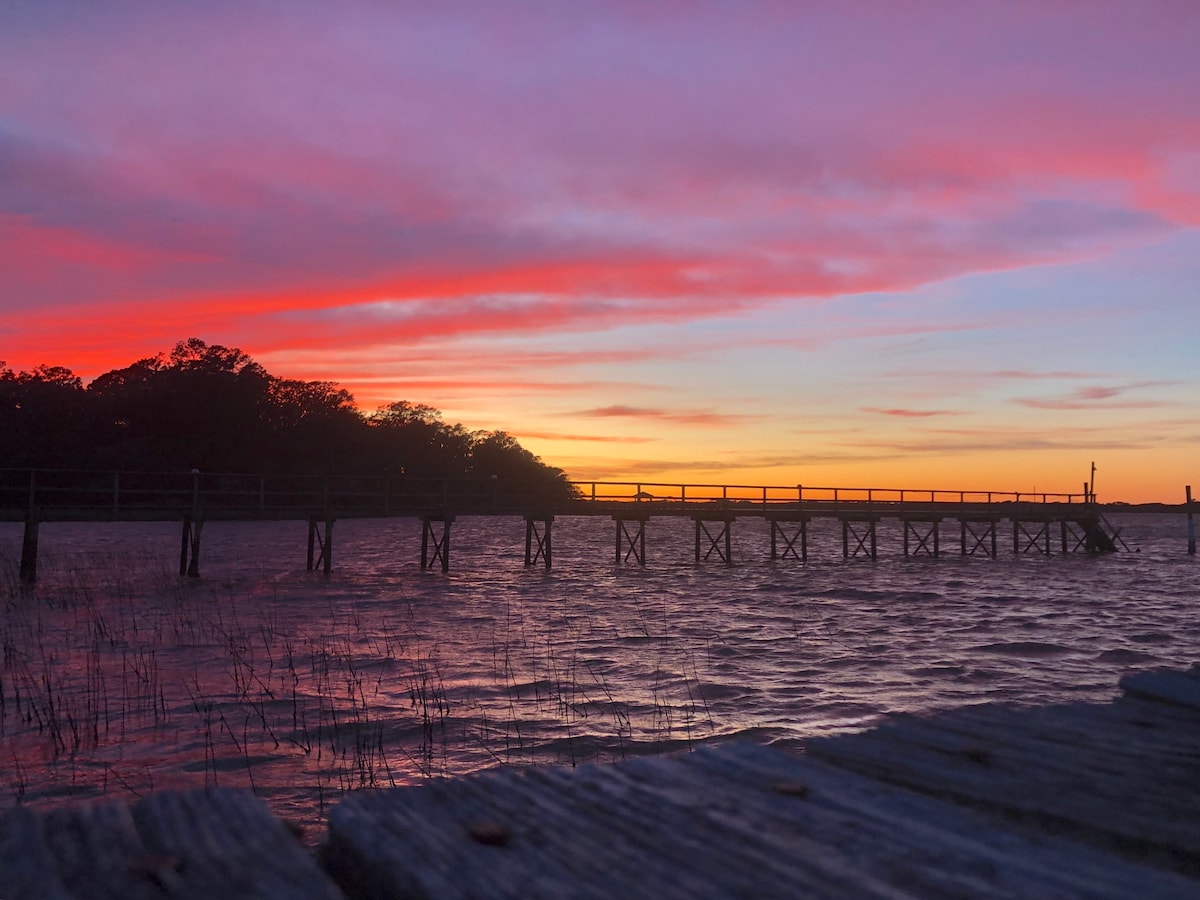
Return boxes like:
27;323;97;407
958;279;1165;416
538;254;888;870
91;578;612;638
1;512;1196;838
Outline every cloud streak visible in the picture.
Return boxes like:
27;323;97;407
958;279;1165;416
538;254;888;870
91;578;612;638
1;2;1196;500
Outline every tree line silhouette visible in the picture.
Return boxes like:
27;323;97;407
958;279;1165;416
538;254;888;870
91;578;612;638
0;338;575;500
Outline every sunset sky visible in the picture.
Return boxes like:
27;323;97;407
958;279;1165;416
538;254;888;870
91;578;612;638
2;1;1197;501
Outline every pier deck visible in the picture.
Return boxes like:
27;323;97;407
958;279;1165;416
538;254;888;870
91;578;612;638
2;666;1197;898
2;469;1126;576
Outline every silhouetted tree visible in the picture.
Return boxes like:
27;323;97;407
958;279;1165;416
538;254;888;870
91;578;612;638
3;339;574;502
0;364;90;467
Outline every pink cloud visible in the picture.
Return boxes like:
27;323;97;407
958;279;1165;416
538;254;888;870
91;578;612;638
1013;382;1178;410
860;407;964;418
0;1;1195;383
568;406;765;427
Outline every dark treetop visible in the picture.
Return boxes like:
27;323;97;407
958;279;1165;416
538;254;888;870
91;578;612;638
0;338;575;502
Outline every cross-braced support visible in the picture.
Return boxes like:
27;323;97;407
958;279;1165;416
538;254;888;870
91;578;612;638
307;517;335;574
842;517;878;560
19;514;39;583
180;517;203;577
421;515;454;572
903;518;940;557
525;515;553;569
960;518;998;557
614;516;647;566
694;516;734;566
1013;518;1052;555
769;516;808;562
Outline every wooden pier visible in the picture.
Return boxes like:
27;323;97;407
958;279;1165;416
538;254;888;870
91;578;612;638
1;469;1131;578
2;666;1197;898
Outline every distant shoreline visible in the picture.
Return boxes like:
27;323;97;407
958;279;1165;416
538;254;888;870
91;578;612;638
1104;503;1191;513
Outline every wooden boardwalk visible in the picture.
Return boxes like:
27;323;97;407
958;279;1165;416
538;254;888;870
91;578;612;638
2;666;1198;898
2;468;1125;577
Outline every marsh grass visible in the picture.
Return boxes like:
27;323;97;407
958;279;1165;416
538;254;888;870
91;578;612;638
0;547;716;834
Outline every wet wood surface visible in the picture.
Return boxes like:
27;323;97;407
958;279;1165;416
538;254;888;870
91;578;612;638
3;666;1198;898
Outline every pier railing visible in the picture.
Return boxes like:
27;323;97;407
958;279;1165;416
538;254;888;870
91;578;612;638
0;468;1094;523
1;469;1123;580
572;481;1089;510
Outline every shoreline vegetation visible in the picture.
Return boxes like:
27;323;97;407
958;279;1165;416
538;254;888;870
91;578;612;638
0;550;716;841
0;338;575;505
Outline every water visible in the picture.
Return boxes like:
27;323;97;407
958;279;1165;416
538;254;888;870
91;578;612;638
0;512;1195;841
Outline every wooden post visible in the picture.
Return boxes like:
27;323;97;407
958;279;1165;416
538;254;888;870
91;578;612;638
768;518;807;562
19;514;38;583
181;519;192;575
307;517;335;573
180;518;202;577
614;517;646;566
525;516;553;569
421;516;453;572
113;471;121;516
693;518;734;566
1187;485;1196;555
323;517;334;575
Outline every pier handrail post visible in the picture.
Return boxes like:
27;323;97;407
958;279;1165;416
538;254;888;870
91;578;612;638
27;469;36;512
1187;485;1196;555
113;471;120;516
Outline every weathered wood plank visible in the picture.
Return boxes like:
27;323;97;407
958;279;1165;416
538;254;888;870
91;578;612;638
0;807;73;900
1120;667;1200;711
0;790;344;900
807;704;1200;876
677;742;1200;899
325;740;1200;899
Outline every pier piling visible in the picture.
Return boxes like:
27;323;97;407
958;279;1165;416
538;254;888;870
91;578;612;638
614;515;647;566
1013;517;1052;556
421;515;453;572
179;518;202;577
19;514;38;583
307;517;334;574
902;517;940;557
694;516;734;566
841;516;878;560
1188;486;1195;555
525;515;553;569
768;515;808;562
